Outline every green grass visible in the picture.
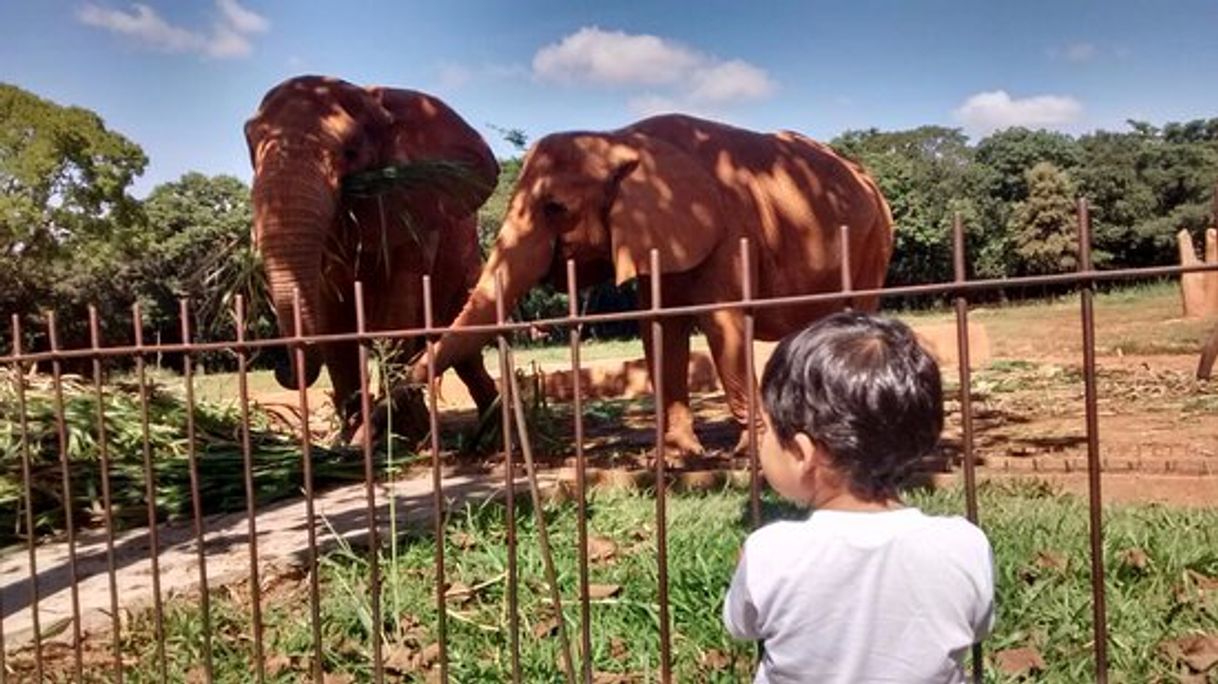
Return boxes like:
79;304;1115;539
81;482;1218;683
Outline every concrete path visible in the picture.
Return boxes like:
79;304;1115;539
0;468;556;652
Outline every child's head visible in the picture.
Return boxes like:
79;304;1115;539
759;311;944;505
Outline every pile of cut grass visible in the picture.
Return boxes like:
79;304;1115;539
0;369;391;546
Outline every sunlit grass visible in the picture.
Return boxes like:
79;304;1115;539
88;481;1218;683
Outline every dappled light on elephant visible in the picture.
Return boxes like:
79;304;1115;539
412;113;895;457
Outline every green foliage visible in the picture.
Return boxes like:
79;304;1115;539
0;82;148;350
832;126;975;287
1009;162;1079;275
138;172;269;365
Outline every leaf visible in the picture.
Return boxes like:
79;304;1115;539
532;616;560;639
444;581;474;604
384;643;417;675
993;646;1046;677
1158;634;1218;673
265;654;292;676
700;649;732;669
37;617;72;643
589;536;618;564
592;673;639;683
587;583;621;600
1118;547;1151;574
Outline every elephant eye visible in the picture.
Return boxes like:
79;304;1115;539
342;147;359;162
541;200;568;220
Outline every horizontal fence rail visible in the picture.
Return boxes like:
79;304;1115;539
1;207;1216;683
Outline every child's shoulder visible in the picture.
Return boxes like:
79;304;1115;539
899;511;993;565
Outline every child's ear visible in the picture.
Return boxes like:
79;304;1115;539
792;433;818;470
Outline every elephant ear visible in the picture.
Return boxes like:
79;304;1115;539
607;136;724;285
373;88;499;218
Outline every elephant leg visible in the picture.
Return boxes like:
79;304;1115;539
322;340;364;442
641;313;703;457
698;308;761;455
454;354;499;418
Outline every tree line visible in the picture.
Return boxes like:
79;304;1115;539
2;82;1215;366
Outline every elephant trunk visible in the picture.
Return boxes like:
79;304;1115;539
427;220;555;375
252;164;334;390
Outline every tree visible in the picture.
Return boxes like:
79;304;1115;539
1009;162;1079;276
832;126;974;288
138;173;269;362
0;82;147;352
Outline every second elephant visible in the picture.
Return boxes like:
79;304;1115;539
415;113;895;455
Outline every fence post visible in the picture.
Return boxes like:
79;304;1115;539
1077;198;1110;683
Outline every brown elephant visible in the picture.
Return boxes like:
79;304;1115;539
412;113;895;455
244;74;499;443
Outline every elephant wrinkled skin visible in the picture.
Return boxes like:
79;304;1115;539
413;113;896;456
244;74;499;445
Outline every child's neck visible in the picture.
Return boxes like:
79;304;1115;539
811;487;903;512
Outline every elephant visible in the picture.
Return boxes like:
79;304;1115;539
244;74;499;444
410;113;895;456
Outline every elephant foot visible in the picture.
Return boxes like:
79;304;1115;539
730;422;765;457
339;387;432;453
663;427;706;459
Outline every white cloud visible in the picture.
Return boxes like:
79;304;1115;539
687;60;776;104
1064;42;1096;62
77;0;269;59
533;27;702;86
437;63;473;90
217;0;267;34
954;90;1083;135
532;27;776;113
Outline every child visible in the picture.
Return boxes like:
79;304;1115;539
723;311;994;683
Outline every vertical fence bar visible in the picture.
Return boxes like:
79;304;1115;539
740;239;761;529
11;316;44;682
290;289;325;683
46;311;84;681
422;275;451;682
88;307;124;682
839;225;853;309
649;250;673;683
566;259;594;683
493;271;521;683
951;215;979;524
233;295;266;683
178;300;214;682
132;304;168;681
353;283;385;684
505;349;576;683
1077;198;1109;682
951;214;983;682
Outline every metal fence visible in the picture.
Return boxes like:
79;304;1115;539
2;199;1217;683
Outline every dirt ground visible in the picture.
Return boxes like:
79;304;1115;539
248;291;1218;508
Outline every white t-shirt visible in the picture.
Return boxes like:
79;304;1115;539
723;507;994;683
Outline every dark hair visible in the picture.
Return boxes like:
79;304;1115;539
760;311;944;501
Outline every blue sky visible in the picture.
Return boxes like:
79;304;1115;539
3;1;1217;197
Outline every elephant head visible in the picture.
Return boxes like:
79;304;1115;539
428;127;724;371
244;75;497;391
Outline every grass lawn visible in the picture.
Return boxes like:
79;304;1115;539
101;481;1218;683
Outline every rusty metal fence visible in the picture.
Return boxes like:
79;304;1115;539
2;199;1217;683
